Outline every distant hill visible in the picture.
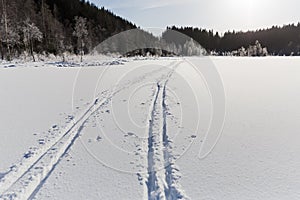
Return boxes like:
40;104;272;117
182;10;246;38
42;0;136;45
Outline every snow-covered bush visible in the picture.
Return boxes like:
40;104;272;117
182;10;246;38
231;40;268;57
247;40;268;56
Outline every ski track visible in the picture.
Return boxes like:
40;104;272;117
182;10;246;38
0;97;107;200
146;62;188;200
0;60;184;200
147;83;166;200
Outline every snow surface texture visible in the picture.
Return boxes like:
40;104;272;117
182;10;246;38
1;57;300;199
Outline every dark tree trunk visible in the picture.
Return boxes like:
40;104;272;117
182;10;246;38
30;39;36;62
0;42;3;60
80;39;83;62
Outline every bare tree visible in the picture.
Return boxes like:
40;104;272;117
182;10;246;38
1;0;11;60
0;19;20;61
73;16;88;62
23;19;43;61
41;0;48;46
0;0;22;60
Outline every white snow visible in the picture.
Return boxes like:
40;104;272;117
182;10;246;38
1;56;300;199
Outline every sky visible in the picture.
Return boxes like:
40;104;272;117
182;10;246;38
89;0;300;35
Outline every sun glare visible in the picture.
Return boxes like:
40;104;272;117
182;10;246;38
230;0;255;11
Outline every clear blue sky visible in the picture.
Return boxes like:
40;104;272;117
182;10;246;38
89;0;300;34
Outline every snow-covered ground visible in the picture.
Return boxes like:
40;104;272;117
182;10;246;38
1;57;300;199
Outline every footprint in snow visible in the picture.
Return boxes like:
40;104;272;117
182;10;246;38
136;173;143;184
124;132;136;137
96;136;102;141
52;125;59;131
24;151;34;159
38;138;45;145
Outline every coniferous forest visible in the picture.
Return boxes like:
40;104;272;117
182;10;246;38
165;25;300;56
0;0;300;61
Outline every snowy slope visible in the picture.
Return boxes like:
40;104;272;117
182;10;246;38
1;57;300;199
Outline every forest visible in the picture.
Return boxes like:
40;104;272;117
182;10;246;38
0;0;136;61
166;24;300;56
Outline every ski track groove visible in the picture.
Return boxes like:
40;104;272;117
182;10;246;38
27;121;88;200
0;62;165;199
147;83;164;200
146;61;188;200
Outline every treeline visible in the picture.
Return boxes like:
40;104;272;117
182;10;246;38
166;24;300;56
1;0;300;60
94;28;205;57
0;0;136;61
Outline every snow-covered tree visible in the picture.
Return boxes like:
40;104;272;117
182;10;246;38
230;41;268;57
73;16;88;62
238;46;247;56
177;44;183;55
23;19;43;61
183;39;205;56
262;47;268;56
247;40;268;56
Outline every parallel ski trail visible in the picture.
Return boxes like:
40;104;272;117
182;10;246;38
0;97;101;195
146;61;188;200
0;62;178;200
0;60;184;200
